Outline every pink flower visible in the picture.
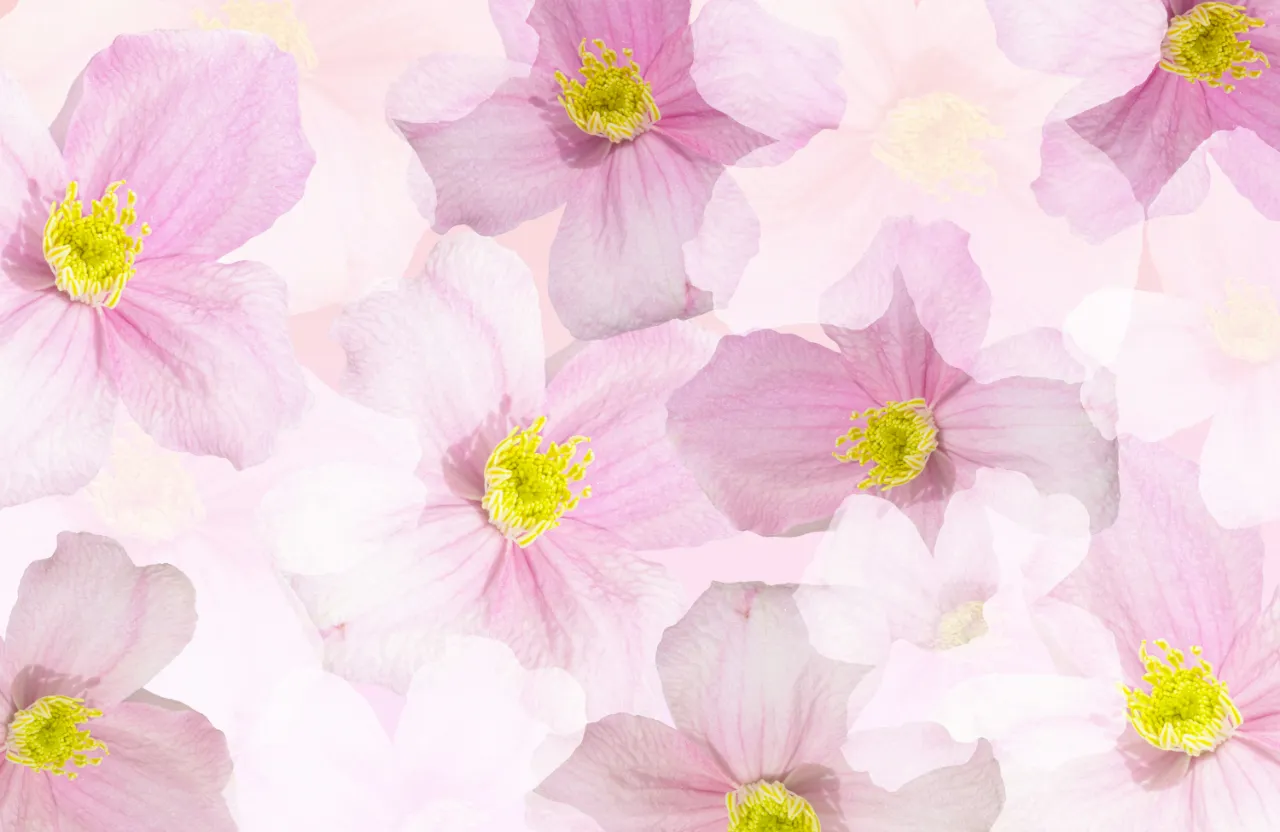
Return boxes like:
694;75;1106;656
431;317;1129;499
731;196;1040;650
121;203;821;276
265;231;732;718
388;0;844;340
666;217;1119;548
0;531;233;831
0;31;313;509
987;439;1280;829
986;0;1280;239
533;581;1006;832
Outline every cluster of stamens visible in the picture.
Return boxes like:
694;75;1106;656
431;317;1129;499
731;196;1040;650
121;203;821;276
1206;279;1280;364
726;782;821;832
5;695;109;779
481;416;594;547
1121;640;1241;756
44;180;150;309
195;0;319;69
555;38;661;142
1159;2;1269;92
872;92;1004;196
834;398;939;491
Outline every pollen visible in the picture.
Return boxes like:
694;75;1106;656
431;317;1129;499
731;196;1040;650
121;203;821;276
834;398;939;492
44;180;150;309
1121;640;1242;756
195;0;319;70
726;781;821;832
481;416;593;547
932;601;989;650
5;695;108;779
871;92;1004;197
1207;279;1280;364
1159;2;1269;92
555;38;661;142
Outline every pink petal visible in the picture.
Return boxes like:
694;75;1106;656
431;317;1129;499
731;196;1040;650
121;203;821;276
688;0;846;166
1188;738;1280;827
1032;119;1148;242
535;714;731;832
1210;126;1280;221
0;766;57;830
334;232;547;490
656;582;868;785
983;0;1166;78
1051;439;1264;682
545;321;734;551
490;0;539;64
1219;592;1280;746
47;698;233;832
4;532;195;708
102;257;307;470
61;30;314;261
526;0;691;71
1203;22;1280;150
1199;364;1280;528
0;70;66;264
683;171;759;301
665;330;871;536
0;289;117;507
548;134;724;339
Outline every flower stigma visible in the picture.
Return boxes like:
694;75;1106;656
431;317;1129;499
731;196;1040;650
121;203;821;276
726;781;821;832
932;601;989;650
871;92;1004;197
481;416;593;547
555;38;661;142
1207;279;1280;363
195;0;319;70
5;696;108;779
1121;640;1242;756
1159;2;1269;92
44;180;150;309
834;398;939;491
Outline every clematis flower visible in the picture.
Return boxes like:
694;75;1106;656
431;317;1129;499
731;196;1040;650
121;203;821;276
981;438;1280;829
986;0;1280;239
0;31;312;509
666;216;1119;549
264;231;733;718
0;531;234;831
533;581;1006;832
388;0;845;340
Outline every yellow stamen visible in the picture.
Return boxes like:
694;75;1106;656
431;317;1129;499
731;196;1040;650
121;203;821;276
5;695;108;779
1206;279;1280;364
1159;2;1268;93
726;781;821;832
932;601;988;650
195;0;319;70
44;180;150;309
1121;640;1241;756
833;398;938;492
481;416;593;547
555;38;661;142
871;92;1004;197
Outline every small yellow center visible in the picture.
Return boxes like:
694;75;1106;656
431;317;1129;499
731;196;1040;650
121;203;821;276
834;398;939;492
1121;640;1242;756
44;180;150;309
481;416;593;547
1159;2;1269;92
84;425;207;542
5;696;108;779
1207;280;1280;363
726;782;821;832
555;38;661;143
195;0;319;70
871;92;1004;197
932;601;988;650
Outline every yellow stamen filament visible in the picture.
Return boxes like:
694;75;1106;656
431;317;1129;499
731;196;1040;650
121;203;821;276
5;695;108;779
871;92;1004;197
726;781;821;832
481;416;593;547
44;180;150;309
1159;2;1269;93
1121;640;1241;756
932;601;989;650
555;38;661;142
195;0;319;70
1207;279;1280;364
833;398;939;492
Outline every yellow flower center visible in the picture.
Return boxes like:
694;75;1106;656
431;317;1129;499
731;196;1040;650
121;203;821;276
555;38;661;143
871;92;1004;197
5;696;108;779
1159;2;1269;92
195;0;319;70
726;782;821;832
1121;640;1241;756
833;398;939;492
84;425;206;542
1207;280;1280;363
44;180;150;309
932;601;988;650
481;416;593;547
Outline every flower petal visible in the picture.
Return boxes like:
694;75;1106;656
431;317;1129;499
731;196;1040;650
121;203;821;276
0;69;66;265
1031;119;1147;242
1188;738;1280;828
526;0;691;70
61;30;314;261
0;766;57;831
5;532;195;708
983;0;1166;78
1199;363;1280;528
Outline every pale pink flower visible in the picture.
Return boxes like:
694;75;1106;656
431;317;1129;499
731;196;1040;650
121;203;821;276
389;0;845;340
986;0;1280;239
666;217;1119;549
265;231;732;718
0;531;233;831
0;31;312;509
533;581;1006;832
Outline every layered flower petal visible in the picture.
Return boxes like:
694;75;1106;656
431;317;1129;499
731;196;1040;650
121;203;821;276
983;0;1166;79
1200;362;1280;528
526;0;691;71
0;70;66;262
